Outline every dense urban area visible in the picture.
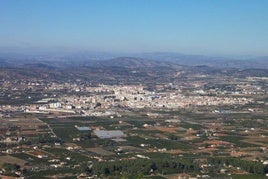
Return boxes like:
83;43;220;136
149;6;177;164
0;57;268;179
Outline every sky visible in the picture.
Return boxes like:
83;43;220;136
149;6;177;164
0;0;268;56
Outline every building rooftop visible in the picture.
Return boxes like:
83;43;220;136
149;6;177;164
76;126;91;131
94;130;125;139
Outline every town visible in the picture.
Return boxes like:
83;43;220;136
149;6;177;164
0;59;267;178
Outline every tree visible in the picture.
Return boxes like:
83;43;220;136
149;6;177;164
104;167;110;176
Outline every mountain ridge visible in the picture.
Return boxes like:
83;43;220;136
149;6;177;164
0;52;267;69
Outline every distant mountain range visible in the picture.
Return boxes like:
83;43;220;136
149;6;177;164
0;55;268;85
132;52;268;69
0;52;267;70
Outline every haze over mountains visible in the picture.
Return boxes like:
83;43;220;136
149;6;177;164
1;51;268;86
0;51;268;70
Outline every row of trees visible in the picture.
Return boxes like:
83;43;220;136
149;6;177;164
90;158;199;177
208;157;267;174
86;157;267;177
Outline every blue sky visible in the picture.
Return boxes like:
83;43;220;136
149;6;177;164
0;0;268;55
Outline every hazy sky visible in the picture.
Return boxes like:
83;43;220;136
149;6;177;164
0;0;268;55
